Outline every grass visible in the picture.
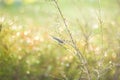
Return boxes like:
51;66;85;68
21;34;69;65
0;0;120;80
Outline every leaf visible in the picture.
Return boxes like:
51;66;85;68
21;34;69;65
51;36;64;44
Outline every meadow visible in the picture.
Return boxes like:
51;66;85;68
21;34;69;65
0;0;120;80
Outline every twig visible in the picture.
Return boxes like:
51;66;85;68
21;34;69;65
98;0;103;54
53;0;82;61
53;0;91;80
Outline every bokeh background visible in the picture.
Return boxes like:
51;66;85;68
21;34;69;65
0;0;120;80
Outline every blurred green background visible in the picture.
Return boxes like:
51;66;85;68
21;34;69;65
0;0;120;80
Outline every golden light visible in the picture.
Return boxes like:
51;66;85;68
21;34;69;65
92;23;98;29
4;0;14;5
34;36;40;41
26;70;30;74
24;30;30;36
104;52;108;57
23;0;36;4
16;32;20;36
11;25;17;30
18;56;22;60
0;16;5;23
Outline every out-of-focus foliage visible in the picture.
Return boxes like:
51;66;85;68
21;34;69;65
0;0;120;80
1;0;37;5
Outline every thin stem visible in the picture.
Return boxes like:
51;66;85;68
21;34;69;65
53;0;91;80
53;0;82;60
97;0;104;79
98;0;103;54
